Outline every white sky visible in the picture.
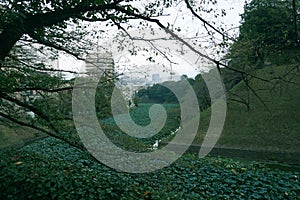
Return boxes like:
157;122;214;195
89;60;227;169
57;0;245;79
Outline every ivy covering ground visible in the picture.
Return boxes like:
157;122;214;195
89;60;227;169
0;137;299;199
100;103;181;152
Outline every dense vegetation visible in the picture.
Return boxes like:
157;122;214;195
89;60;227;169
1;138;299;199
135;75;211;112
100;103;180;151
0;0;232;145
1;0;300;199
226;0;300;74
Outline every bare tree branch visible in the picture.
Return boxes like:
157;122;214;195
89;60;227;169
228;92;250;111
13;86;74;93
114;22;178;65
241;74;271;113
27;31;85;61
4;56;80;74
184;0;237;42
0;111;85;151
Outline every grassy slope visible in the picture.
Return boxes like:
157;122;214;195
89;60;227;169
2;64;300;155
0;123;45;149
194;65;300;154
1;103;180;150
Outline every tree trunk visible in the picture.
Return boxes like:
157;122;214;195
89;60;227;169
0;23;25;62
0;2;118;63
292;0;298;44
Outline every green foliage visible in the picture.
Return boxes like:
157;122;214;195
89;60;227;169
240;0;295;49
220;67;243;91
0;0;234;154
228;0;300;70
135;75;212;111
0;138;299;199
0;67;71;127
1;0;217;154
193;74;211;111
95;77;114;119
100;103;180;151
135;82;179;104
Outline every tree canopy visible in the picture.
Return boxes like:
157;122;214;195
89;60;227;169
222;0;300;104
1;0;299;150
228;0;300;69
0;0;235;148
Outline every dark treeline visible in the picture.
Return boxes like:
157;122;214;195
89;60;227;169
135;74;211;112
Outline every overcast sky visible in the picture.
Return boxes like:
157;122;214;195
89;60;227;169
58;0;246;79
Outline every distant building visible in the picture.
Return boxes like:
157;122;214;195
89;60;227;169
152;73;160;83
85;51;115;78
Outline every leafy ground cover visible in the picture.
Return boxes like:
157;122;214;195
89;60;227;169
1;68;300;199
100;103;180;152
0;137;299;199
